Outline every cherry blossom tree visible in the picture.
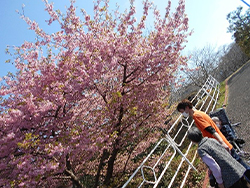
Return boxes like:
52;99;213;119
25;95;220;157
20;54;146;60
0;0;190;187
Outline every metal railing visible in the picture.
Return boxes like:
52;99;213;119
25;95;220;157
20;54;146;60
122;75;220;188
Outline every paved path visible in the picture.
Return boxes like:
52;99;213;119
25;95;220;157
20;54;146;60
226;60;250;152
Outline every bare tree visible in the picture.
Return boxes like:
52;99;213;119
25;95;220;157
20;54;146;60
184;45;221;87
172;43;249;103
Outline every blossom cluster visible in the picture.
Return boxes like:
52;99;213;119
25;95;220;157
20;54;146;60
0;0;190;186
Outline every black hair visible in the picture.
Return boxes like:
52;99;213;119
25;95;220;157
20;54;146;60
177;99;193;112
187;127;203;143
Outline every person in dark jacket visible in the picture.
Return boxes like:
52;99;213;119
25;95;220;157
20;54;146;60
187;127;249;188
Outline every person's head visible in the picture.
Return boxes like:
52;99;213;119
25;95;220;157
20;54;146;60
177;99;193;117
211;116;222;129
187;127;203;143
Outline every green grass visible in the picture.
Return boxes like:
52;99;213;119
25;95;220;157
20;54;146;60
217;80;226;108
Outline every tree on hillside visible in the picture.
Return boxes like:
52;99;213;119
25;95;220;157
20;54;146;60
216;43;250;81
0;0;191;187
227;6;250;56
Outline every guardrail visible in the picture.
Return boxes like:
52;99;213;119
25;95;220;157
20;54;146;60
122;75;220;188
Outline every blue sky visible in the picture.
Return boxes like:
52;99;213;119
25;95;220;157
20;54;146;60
0;0;249;77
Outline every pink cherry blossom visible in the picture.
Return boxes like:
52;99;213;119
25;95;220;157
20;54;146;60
0;0;190;187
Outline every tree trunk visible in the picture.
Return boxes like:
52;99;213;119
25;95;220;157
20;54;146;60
94;149;109;188
103;147;119;186
103;106;123;185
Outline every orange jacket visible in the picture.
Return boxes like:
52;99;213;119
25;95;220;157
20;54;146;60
193;110;233;150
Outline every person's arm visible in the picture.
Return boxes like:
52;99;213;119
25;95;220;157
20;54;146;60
213;132;230;152
201;154;224;187
204;126;230;152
